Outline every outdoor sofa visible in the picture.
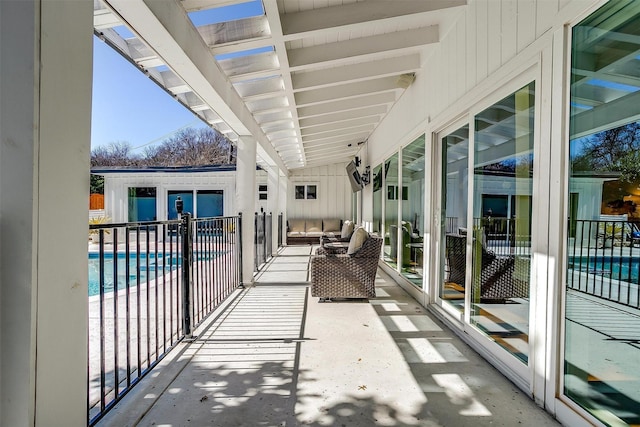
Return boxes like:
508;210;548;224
286;218;343;245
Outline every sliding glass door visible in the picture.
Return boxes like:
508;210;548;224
470;82;534;363
436;82;535;364
440;124;470;314
565;2;640;424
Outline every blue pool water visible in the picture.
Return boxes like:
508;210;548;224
88;251;223;297
569;256;640;283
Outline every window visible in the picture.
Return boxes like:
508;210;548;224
372;164;383;233
565;2;640;423
168;191;193;220
196;190;223;217
258;184;268;200
402;135;425;284
295;184;317;200
471;82;534;363
384;153;399;263
128;187;157;222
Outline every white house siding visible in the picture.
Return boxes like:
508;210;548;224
287;163;352;220
368;0;575;169
103;171;247;223
361;1;606;425
364;0;593;226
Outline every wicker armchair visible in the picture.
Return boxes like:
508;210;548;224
310;234;383;300
445;234;529;302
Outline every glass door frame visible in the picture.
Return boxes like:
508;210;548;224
430;64;544;393
433;117;471;323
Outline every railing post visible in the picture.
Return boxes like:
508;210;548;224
181;212;193;338
263;211;267;264
238;213;244;288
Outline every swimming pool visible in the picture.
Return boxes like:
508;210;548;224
88;251;224;297
568;256;640;283
88;252;175;297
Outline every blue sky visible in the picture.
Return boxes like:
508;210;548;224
91;38;209;151
90;0;265;152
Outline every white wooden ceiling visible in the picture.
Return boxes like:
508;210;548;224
94;0;466;172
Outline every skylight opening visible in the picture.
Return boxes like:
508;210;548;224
585;78;640;93
113;25;135;39
215;46;274;61
188;0;264;26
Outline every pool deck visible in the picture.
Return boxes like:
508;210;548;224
95;245;561;427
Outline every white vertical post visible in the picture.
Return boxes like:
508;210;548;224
236;136;257;285
279;170;288;245
267;166;280;252
0;1;92;425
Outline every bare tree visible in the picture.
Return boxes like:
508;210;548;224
91;141;141;167
90;127;236;168
142;127;235;166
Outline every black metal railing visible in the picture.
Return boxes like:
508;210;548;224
254;211;273;272
471;217;531;258
88;215;241;425
567;219;640;308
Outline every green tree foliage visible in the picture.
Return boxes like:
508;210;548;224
90;174;104;194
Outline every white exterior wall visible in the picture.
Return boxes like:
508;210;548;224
0;1;92;425
287;163;352;220
368;0;584;168
363;1;605;426
102;171;245;222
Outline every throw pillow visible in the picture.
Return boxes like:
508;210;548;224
306;219;322;233
289;219;306;232
341;220;354;238
323;218;341;232
347;226;368;255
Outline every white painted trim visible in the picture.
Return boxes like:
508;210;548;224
430;116;469;319
428;60;542;397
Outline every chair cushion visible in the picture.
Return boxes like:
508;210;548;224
347;227;369;255
323;218;341;232
341;220;354;238
306;219;323;233
289;219;306;233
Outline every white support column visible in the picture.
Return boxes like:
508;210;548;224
279;171;289;245
236;136;257;285
0;1;92;426
267;166;280;252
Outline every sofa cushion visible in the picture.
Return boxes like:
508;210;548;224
347;227;369;255
341;220;355;238
306;219;323;233
323;218;341;232
289;219;306;233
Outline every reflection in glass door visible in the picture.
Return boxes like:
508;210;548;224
565;2;640;424
401;136;425;286
372;164;383;235
384;154;399;265
440;125;470;312
471;82;534;363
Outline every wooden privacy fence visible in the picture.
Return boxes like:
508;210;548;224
90;193;104;210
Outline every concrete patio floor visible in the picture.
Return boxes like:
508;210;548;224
97;245;560;427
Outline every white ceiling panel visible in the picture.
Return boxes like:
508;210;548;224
95;0;466;170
